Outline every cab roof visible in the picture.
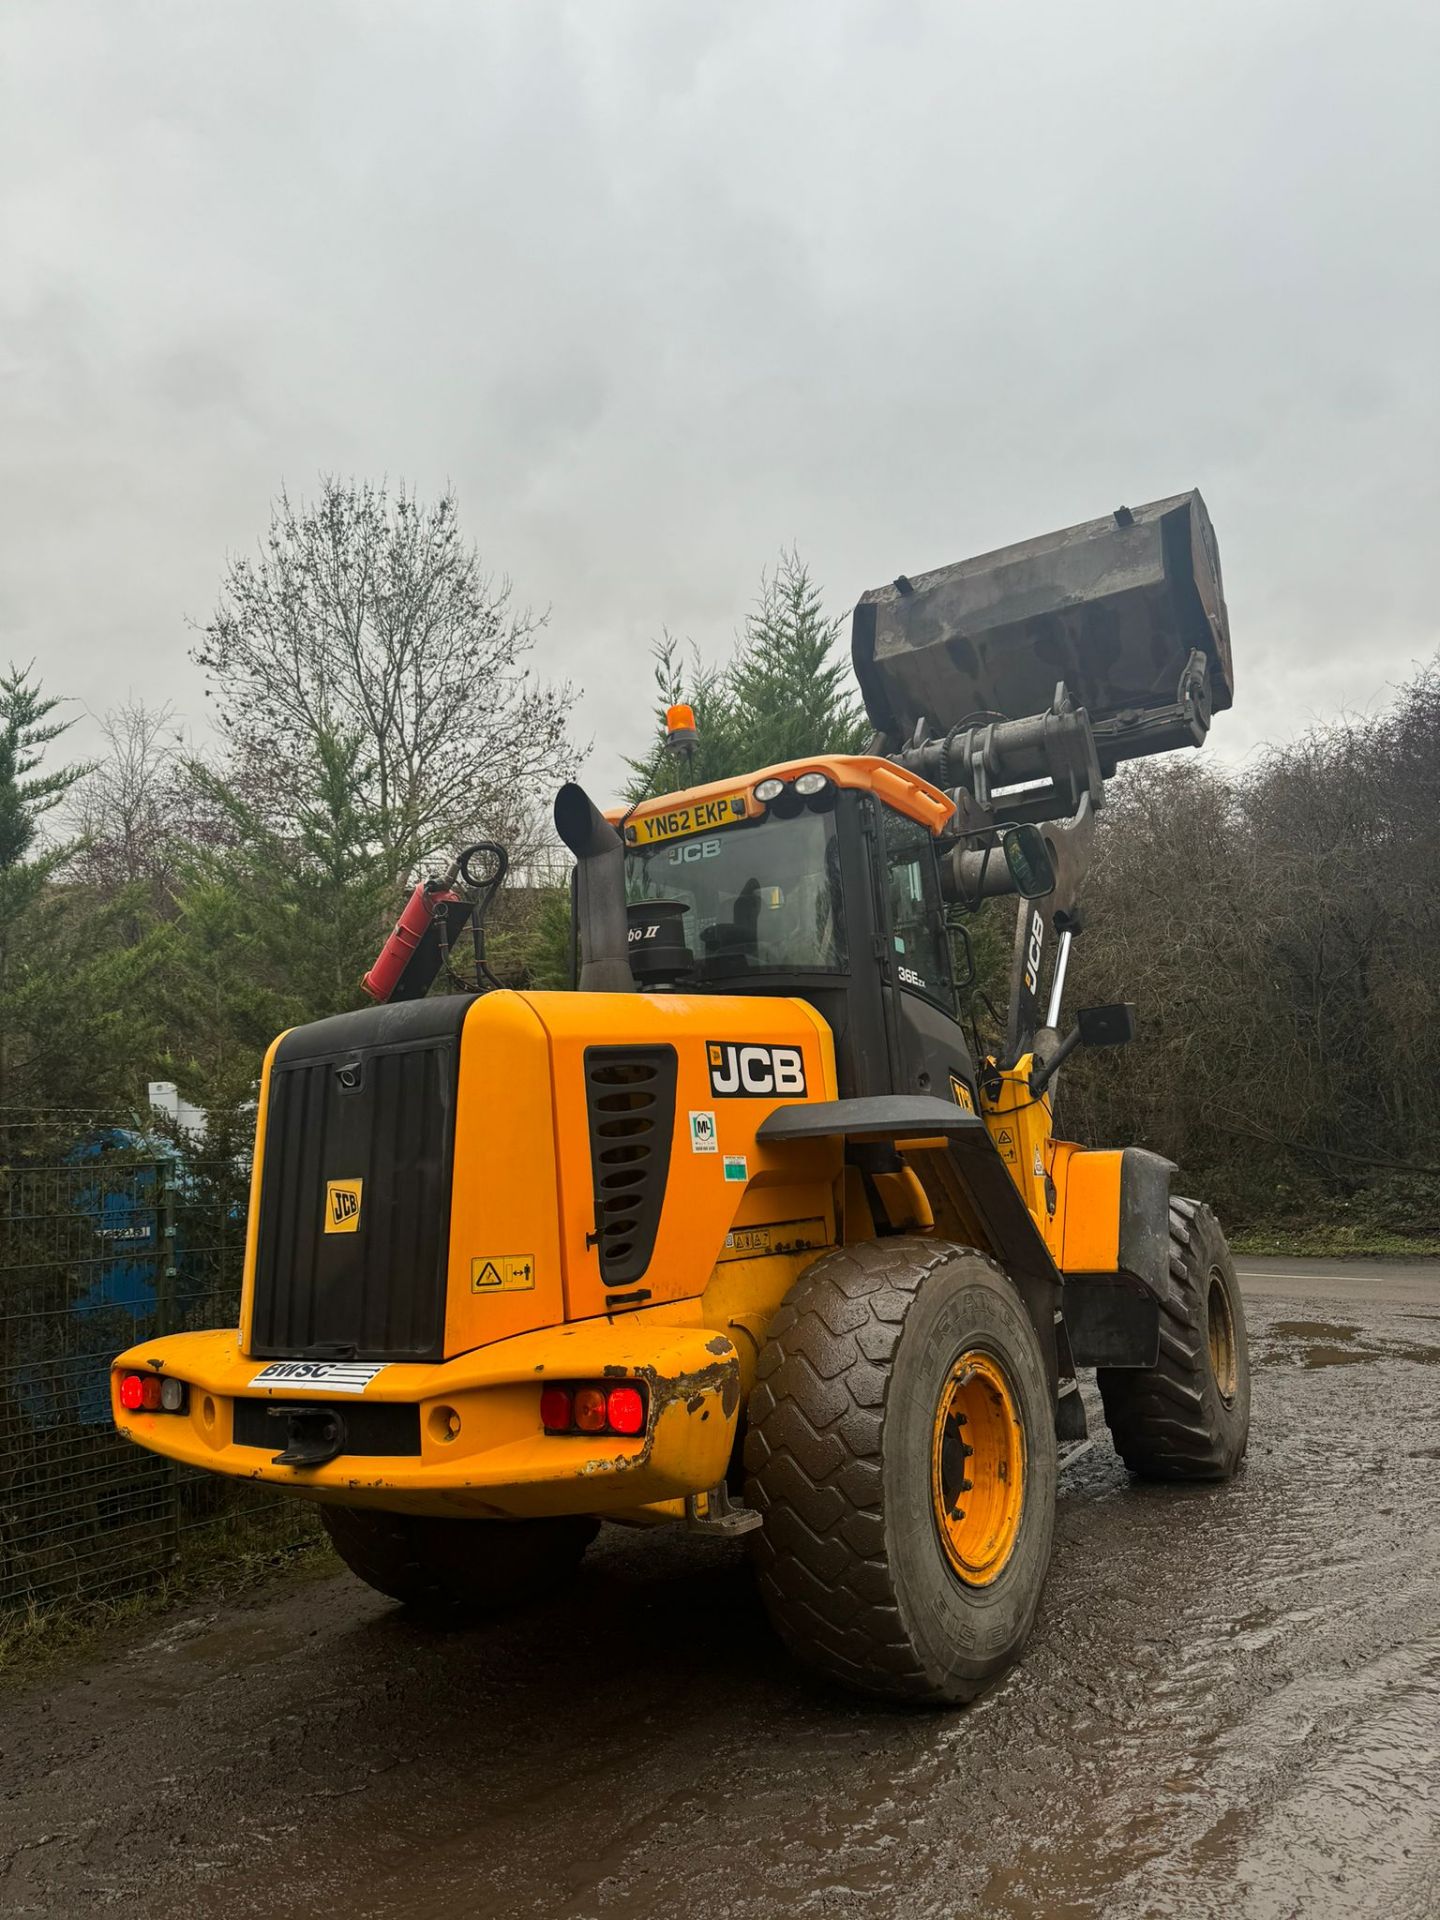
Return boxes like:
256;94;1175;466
607;754;955;837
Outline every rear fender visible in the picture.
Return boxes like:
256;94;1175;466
757;1095;1063;1387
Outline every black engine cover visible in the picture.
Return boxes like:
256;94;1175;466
248;996;472;1362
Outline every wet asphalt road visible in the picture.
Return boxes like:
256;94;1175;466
3;1257;1439;1920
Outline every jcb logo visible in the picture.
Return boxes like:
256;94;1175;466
707;1041;807;1099
324;1179;363;1234
1022;910;1045;994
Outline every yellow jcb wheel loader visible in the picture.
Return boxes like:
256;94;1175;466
113;491;1250;1705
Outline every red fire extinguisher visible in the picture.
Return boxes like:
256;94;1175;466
361;879;465;1003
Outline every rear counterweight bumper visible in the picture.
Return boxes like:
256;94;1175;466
111;1319;741;1520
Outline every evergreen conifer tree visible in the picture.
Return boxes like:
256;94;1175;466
625;552;866;799
0;666;164;1123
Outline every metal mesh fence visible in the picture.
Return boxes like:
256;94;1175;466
0;1111;309;1615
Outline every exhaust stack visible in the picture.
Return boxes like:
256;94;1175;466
553;782;636;994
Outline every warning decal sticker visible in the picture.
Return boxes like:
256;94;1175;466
993;1126;1018;1165
471;1256;536;1293
720;1217;828;1261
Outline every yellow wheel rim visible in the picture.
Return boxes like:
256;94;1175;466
930;1350;1026;1587
1207;1269;1238;1404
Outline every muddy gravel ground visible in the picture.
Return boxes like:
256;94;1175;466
4;1258;1439;1920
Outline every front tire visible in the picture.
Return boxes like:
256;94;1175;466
319;1507;598;1622
745;1238;1058;1706
1096;1196;1250;1480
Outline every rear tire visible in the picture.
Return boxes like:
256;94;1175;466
319;1506;598;1622
745;1237;1058;1706
1097;1196;1250;1480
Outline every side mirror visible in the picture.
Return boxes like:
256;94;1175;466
1075;1002;1136;1048
1001;824;1056;900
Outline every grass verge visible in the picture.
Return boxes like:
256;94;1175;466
1230;1224;1440;1258
0;1512;331;1684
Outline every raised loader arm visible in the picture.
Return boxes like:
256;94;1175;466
853;489;1231;1071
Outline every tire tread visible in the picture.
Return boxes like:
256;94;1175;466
746;1237;1030;1703
1096;1198;1249;1481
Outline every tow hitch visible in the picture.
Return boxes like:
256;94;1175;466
267;1404;347;1468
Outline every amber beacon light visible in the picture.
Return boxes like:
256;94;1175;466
664;703;698;761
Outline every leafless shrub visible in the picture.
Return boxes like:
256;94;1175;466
1061;657;1440;1226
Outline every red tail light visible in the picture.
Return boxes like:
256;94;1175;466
119;1370;186;1413
539;1387;573;1433
606;1386;645;1436
539;1380;648;1438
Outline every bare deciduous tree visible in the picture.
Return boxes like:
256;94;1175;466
193;479;578;885
69;699;188;909
1061;656;1440;1234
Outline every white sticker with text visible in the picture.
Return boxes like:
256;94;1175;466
248;1360;386;1394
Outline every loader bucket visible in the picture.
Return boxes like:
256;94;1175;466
852;491;1232;752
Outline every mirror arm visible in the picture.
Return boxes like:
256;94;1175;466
1028;1024;1083;1099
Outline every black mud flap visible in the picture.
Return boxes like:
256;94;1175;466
1062;1280;1162;1368
1062;1147;1175;1368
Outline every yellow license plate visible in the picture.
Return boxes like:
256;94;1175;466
629;791;751;846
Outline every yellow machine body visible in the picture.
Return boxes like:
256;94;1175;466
113;754;1142;1523
111;1021;1124;1522
116;986;842;1520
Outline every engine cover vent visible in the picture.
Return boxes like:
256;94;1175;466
583;1045;677;1286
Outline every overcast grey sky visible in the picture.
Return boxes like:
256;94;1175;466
3;0;1436;800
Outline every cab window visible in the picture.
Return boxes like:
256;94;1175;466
625;810;848;975
881;804;952;1007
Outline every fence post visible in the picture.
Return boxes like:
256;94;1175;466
156;1157;178;1337
156;1156;181;1565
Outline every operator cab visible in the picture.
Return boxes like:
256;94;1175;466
613;758;978;1108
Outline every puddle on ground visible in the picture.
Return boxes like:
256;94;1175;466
11;1290;1440;1920
1267;1320;1440;1370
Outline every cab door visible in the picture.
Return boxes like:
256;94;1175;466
871;800;982;1113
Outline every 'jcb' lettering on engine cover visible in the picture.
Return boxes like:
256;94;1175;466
707;1041;807;1099
324;1179;363;1234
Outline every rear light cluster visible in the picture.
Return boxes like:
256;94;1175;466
118;1371;186;1414
540;1381;648;1438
